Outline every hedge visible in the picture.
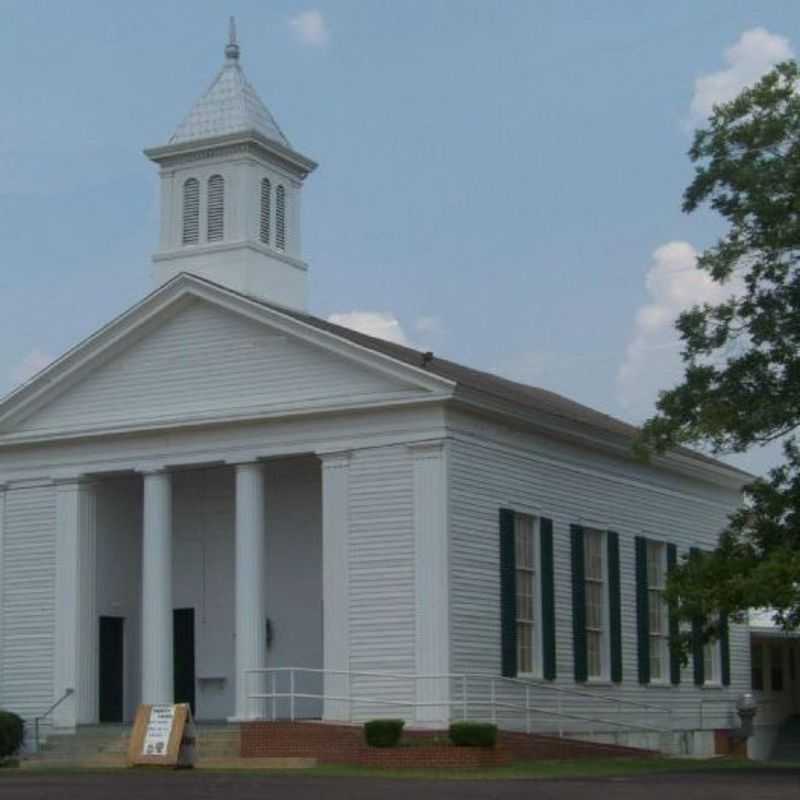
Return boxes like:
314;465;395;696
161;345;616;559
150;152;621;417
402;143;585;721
364;719;405;748
448;721;497;748
0;712;24;759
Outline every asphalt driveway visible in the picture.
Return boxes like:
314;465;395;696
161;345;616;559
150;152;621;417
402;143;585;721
0;768;798;800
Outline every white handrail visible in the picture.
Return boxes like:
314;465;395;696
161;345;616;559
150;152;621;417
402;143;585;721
244;666;672;714
243;666;676;749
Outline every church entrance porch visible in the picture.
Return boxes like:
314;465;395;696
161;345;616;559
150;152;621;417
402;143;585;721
53;456;322;728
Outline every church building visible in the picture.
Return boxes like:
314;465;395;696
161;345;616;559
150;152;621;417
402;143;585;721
0;23;753;754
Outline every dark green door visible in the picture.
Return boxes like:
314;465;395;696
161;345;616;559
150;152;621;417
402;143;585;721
98;616;124;723
173;608;196;715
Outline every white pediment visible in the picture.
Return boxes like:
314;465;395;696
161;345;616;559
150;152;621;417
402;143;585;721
0;281;451;440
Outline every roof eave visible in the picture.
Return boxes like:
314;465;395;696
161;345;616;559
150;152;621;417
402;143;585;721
449;387;752;492
144;131;318;176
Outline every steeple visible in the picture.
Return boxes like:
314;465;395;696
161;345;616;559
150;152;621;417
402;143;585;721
144;20;317;310
168;18;289;149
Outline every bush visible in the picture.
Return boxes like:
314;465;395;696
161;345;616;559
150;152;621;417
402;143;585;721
448;721;497;748
364;719;405;748
0;712;24;759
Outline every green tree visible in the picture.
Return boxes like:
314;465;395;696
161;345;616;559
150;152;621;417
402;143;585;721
638;61;800;645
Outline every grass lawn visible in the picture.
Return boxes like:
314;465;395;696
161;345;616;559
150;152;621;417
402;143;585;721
287;757;798;780
3;757;798;781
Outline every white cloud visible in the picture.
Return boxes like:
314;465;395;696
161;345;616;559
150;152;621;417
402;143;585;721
689;28;793;121
414;316;444;336
618;241;738;418
328;311;411;346
9;348;52;388
289;10;329;47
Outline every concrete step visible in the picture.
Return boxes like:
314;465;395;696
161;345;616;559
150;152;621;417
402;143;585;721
22;756;316;771
27;723;242;767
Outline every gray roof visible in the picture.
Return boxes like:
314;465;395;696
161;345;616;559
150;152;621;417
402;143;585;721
169;31;289;147
287;308;751;478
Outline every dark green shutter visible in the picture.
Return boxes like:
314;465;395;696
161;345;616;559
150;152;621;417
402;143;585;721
499;508;517;678
607;531;623;683
540;518;557;680
720;612;731;687
692;616;705;685
690;547;704;686
570;525;587;682
666;543;681;685
635;536;650;684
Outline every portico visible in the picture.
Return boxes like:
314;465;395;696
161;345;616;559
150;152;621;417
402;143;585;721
52;454;327;728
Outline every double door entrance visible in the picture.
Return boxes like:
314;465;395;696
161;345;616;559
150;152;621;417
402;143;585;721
98;609;196;722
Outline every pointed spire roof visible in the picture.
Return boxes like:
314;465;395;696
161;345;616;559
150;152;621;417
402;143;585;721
169;18;290;148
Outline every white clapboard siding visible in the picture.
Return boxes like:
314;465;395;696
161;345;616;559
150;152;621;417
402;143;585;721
347;445;416;719
448;432;749;733
16;299;423;434
0;484;56;719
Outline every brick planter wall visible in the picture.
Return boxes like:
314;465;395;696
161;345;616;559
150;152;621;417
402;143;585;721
499;731;655;760
240;721;654;768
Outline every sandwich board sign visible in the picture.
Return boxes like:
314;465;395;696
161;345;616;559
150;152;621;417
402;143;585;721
128;704;197;768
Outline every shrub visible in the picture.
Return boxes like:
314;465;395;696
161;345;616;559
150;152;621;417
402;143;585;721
448;721;497;748
364;719;405;748
0;712;24;759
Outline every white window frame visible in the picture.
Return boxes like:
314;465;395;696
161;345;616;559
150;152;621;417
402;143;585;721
646;540;669;685
514;513;543;679
584;527;610;682
703;635;722;687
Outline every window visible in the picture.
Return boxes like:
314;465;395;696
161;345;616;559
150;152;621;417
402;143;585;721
704;637;721;685
182;178;200;244
275;184;286;250
207;175;224;242
584;529;606;679
770;645;784;692
751;643;764;691
260;178;271;245
514;514;538;675
647;541;668;682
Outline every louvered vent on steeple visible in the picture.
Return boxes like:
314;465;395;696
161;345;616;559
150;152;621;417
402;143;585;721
275;184;286;250
260;178;271;245
182;178;200;245
207;175;225;242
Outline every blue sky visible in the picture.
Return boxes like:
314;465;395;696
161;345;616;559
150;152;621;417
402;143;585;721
1;1;797;474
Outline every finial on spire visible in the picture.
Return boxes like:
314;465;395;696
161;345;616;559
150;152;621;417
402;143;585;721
225;16;240;60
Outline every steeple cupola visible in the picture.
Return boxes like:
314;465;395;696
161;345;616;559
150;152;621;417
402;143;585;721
145;19;316;309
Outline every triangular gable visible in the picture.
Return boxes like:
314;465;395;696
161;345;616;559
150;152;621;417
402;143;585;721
0;277;454;441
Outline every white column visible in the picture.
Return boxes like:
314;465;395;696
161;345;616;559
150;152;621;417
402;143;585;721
410;441;450;727
53;479;97;728
76;486;97;724
233;461;267;720
141;469;173;705
320;451;351;721
0;484;6;705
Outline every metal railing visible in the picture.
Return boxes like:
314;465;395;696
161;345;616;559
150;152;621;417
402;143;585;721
33;688;74;753
243;667;677;752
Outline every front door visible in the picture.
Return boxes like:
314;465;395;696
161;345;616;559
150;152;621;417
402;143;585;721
98;616;124;723
173;608;196;715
